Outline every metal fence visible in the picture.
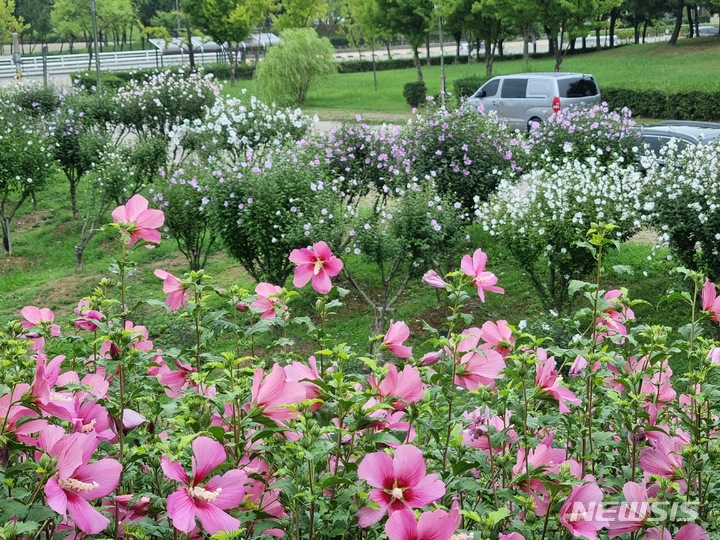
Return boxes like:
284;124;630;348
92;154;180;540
0;49;225;79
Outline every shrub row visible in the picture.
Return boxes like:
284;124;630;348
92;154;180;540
603;86;720;121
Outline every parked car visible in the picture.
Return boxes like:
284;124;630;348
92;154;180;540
697;26;719;36
462;72;601;130
639;120;720;155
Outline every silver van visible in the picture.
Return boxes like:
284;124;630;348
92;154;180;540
463;73;601;130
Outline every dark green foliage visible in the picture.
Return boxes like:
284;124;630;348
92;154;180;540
404;106;519;213
8;84;60;116
211;157;342;285
452;75;487;103
154;166;217;271
603;86;720;121
72;71;128;92
402;81;426;108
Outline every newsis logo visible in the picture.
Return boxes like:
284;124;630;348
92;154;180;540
565;501;700;523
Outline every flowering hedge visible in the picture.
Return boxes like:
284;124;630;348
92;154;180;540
0;196;718;540
642;139;720;279
477;159;645;312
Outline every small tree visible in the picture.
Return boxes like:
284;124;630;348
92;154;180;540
152;165;217;271
254;28;337;106
47;94;109;219
0;106;55;255
211;153;343;284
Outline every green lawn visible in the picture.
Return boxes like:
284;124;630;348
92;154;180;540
225;37;720;118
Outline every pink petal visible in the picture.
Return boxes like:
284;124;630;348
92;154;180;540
293;264;314;289
472;248;487;271
385;509;418;540
676;524;710;540
167;489;199;533
161;456;189;484
191;436;226;484
122;409;147;429
416;507;460;540
358;505;388;528
392;445;426;487
358;451;394;489
460;254;474;277
194;503;241;535
44;477;68;516
402;473;446;507
135;208;165;230
74;458;122;500
204;470;247;510
123;194;149;221
288;247;315;264
311;271;333;294
324;255;343;276
66;492;111;534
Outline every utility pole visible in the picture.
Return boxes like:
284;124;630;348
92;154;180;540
90;0;102;91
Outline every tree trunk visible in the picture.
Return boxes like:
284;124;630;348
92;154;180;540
595;28;601;51
522;26;530;61
552;35;563;72
609;8;620;47
371;42;378;91
642;21;648;43
185;16;195;69
484;38;493;77
385;40;392;60
69;171;79;219
686;5;694;37
634;22;640;44
227;48;236;87
425;36;431;67
668;0;684;45
1;217;11;255
412;46;423;83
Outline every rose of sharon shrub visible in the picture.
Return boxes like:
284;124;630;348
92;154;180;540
643;139;720;279
151;165;218;271
210;152;343;284
478;158;645;312
305;118;405;205
404;105;526;213
113;69;220;138
169;89;317;163
528;102;641;166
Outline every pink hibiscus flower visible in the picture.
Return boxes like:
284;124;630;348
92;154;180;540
369;364;425;410
421;269;449;289
43;431;122;534
248;364;306;425
162;436;247;535
460;248;504;302
382;320;413;359
385;502;461;540
535;348;581;413
357;444;446;527
250;282;288;321
74;300;104;332
606;482;650;538
702;278;720;322
452;327;505;390
288;240;343;294
643;524;710;540
111;194;164;247
559;482;608;540
638;432;684;479
154;269;189;312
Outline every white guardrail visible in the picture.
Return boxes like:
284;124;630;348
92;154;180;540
0;49;225;79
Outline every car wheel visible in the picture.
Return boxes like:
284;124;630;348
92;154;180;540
527;117;542;132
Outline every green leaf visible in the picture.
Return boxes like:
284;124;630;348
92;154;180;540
611;265;634;276
487;507;511;524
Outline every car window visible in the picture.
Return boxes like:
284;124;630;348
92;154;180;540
526;80;550;98
643;135;693;157
501;79;527;99
476;78;499;98
558;77;599;98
